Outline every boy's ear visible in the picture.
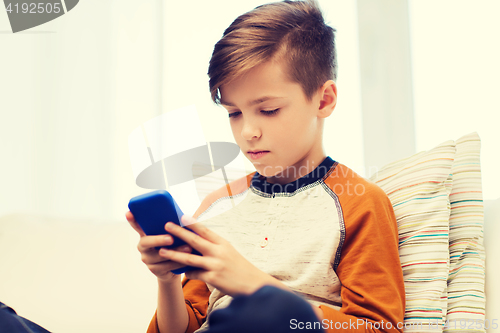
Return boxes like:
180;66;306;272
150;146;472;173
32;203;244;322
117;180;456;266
317;80;337;118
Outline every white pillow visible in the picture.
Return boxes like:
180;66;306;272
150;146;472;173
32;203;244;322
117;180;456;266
446;132;486;332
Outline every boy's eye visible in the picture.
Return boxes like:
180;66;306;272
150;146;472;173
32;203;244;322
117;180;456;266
261;108;279;115
228;109;279;118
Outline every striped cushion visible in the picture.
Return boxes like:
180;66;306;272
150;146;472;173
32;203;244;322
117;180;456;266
369;140;455;332
445;132;486;332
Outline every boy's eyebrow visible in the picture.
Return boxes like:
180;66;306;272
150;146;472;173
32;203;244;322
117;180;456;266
221;96;284;107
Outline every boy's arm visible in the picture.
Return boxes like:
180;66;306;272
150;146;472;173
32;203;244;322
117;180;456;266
147;190;216;333
147;278;186;333
320;179;405;332
147;276;211;333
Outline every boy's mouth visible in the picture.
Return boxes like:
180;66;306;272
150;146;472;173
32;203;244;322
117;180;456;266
248;149;268;153
248;150;269;160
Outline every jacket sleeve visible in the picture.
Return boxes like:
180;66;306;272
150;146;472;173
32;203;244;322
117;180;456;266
147;276;211;333
182;277;211;333
320;173;405;332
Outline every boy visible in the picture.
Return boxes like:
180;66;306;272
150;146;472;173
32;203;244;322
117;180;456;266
126;1;405;332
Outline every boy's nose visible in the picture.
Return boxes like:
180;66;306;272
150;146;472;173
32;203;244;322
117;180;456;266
241;121;262;140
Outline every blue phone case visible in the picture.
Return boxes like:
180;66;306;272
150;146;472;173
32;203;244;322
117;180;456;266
128;190;200;275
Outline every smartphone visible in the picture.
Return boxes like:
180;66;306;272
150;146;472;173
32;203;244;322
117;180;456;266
128;190;200;274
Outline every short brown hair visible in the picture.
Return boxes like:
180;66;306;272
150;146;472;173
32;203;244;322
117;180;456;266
208;0;337;104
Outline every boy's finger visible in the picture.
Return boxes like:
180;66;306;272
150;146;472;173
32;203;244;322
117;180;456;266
125;211;146;237
165;221;214;253
138;234;174;252
159;247;212;271
148;260;193;276
142;244;191;265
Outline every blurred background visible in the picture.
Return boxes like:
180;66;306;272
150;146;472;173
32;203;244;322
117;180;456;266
1;0;499;221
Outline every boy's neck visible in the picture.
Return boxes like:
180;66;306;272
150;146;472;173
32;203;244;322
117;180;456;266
264;155;328;185
251;156;335;195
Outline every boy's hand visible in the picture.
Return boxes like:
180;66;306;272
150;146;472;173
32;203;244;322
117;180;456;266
125;211;193;283
158;215;290;297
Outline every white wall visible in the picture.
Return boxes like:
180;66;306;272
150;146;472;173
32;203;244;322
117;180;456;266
0;1;163;221
357;0;416;176
409;0;500;200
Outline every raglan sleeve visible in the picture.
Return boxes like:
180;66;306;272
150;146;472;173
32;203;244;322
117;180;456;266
318;181;405;333
147;276;211;333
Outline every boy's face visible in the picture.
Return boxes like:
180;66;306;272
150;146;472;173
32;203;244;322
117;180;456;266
219;59;329;185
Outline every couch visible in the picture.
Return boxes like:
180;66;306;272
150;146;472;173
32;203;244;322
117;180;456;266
0;201;498;333
1;131;498;332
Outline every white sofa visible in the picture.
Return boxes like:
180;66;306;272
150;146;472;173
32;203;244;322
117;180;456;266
484;198;499;330
0;213;158;333
0;198;498;333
